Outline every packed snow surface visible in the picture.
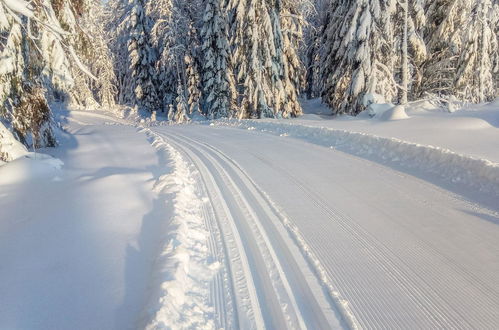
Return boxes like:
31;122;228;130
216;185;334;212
1;100;499;329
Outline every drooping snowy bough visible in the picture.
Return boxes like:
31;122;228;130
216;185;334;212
0;0;115;152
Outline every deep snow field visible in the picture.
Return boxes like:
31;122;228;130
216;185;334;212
1;99;498;329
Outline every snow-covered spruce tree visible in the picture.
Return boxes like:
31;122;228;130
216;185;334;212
393;0;427;104
0;0;61;149
270;0;305;118
228;0;304;118
81;1;117;108
173;82;190;123
147;0;203;115
107;0;134;104
304;0;329;99
37;0;75;102
320;0;398;115
184;17;204;116
57;0;117;108
200;0;236;119
108;0;159;110
229;0;274;118
454;0;498;103
52;0;97;107
185;52;201;115
413;0;470;99
42;0;114;107
170;0;203;116
128;0;160;111
146;0;176;111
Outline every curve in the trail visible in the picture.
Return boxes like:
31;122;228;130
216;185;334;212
156;130;344;330
157;125;499;330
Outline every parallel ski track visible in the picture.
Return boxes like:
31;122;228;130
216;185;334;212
154;129;342;329
157;127;499;329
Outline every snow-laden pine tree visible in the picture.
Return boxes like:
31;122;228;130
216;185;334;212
454;0;498;103
393;0;427;104
413;0;470;99
108;0;159;110
270;0;305;118
60;0;117;108
146;0;176;111
304;0;329;99
183;17;204;116
173;82;190;123
0;0;64;149
228;0;305;118
53;0;98;107
1;0;108;150
228;0;274;118
185;53;201;115
107;0;134;104
81;2;117;108
200;0;236;119
320;0;398;115
147;0;203;115
37;0;76;101
128;0;160;111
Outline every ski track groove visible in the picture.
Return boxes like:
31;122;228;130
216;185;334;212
154;130;357;328
172;142;263;329
162;132;302;329
161;130;358;329
143;128;263;328
200;182;234;329
177;132;432;329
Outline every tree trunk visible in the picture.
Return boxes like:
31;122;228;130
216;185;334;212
401;0;409;105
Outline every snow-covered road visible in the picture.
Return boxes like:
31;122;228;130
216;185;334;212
1;110;498;329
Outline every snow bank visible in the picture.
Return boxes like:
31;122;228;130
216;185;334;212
0;122;28;164
140;128;220;330
0;153;63;185
1;120;62;183
213;120;499;198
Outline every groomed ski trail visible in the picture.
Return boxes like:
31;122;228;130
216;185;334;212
149;128;346;329
155;124;499;330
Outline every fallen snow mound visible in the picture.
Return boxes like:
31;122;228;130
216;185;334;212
0;153;63;185
0;122;28;164
380;105;410;121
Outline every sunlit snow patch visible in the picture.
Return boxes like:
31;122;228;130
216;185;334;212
0;153;63;185
380;105;410;121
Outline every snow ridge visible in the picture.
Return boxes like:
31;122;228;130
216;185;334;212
214;120;499;199
140;128;220;330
